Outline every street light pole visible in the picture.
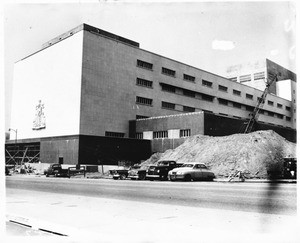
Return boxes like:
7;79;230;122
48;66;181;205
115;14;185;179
9;128;18;148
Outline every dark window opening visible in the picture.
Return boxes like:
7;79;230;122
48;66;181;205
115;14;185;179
246;94;253;100
183;106;195;112
137;59;153;70
161;84;176;93
202;94;214;102
218;85;228;92
202;80;213;87
162;67;176;77
233;102;242;109
136;115;149;120
233;89;241;96
105;131;125;138
136;96;153;106
218;98;228;106
162;101;175;110
183;74;195;82
183;89;195;97
136;78;153;88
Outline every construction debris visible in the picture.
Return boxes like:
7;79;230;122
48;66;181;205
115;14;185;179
142;130;296;179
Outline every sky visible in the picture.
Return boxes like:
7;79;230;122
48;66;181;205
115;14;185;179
2;1;297;132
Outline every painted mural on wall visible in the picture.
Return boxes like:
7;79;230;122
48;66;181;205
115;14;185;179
32;100;46;130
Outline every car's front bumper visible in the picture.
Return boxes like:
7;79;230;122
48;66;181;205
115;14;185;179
146;174;160;180
168;174;185;180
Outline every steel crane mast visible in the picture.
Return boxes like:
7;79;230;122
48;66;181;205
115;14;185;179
244;74;278;133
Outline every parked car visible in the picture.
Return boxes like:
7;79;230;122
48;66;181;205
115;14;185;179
109;167;129;180
168;162;215;181
127;164;151;180
146;160;183;181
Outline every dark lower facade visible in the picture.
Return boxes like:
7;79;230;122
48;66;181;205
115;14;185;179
204;113;296;142
5;135;152;166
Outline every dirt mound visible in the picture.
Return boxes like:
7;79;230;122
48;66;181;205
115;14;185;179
142;130;296;178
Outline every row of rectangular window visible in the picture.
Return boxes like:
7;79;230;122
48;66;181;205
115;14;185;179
240;74;251;83
153;131;168;138
105;131;125;138
219;113;291;122
160;83;214;102
180;129;191;137
138;60;271;108
218;84;288;110
160;82;290;112
137;60;274;109
230;72;266;83
137;59;197;83
218;98;291;120
137;129;191;139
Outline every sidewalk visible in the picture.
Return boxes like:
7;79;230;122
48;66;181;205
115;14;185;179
6;188;299;243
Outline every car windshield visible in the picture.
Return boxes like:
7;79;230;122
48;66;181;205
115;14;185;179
181;164;194;168
158;161;170;166
131;165;141;169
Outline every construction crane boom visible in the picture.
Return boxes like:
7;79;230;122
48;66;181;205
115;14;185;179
244;74;278;133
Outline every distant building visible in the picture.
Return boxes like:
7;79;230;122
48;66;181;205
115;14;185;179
6;24;296;166
225;58;296;102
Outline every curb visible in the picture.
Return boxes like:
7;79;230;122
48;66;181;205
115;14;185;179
6;214;71;237
214;179;297;183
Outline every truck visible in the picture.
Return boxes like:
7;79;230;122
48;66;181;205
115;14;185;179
45;164;86;178
146;160;183;181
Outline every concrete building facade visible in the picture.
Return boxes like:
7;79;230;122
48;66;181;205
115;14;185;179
6;24;296;166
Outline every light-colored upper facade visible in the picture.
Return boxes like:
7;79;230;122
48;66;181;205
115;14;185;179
10;30;83;140
10;24;296;141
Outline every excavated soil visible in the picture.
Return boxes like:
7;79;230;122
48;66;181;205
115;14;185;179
142;130;296;179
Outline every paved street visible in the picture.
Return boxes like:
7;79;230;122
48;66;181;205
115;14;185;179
5;176;299;243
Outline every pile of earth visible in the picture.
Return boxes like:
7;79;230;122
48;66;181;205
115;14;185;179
141;130;296;179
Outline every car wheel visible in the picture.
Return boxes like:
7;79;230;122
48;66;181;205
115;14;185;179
120;174;126;180
139;174;146;180
184;174;192;181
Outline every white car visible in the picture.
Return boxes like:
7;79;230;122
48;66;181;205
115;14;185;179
168;162;215;181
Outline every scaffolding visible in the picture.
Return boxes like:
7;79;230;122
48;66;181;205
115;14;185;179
5;143;40;166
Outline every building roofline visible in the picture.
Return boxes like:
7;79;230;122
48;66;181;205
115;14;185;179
16;23;139;63
15;23;296;99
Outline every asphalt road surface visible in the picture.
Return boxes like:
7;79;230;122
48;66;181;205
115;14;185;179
6;176;296;215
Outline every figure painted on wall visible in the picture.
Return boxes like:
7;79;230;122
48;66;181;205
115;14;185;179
32;100;46;130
